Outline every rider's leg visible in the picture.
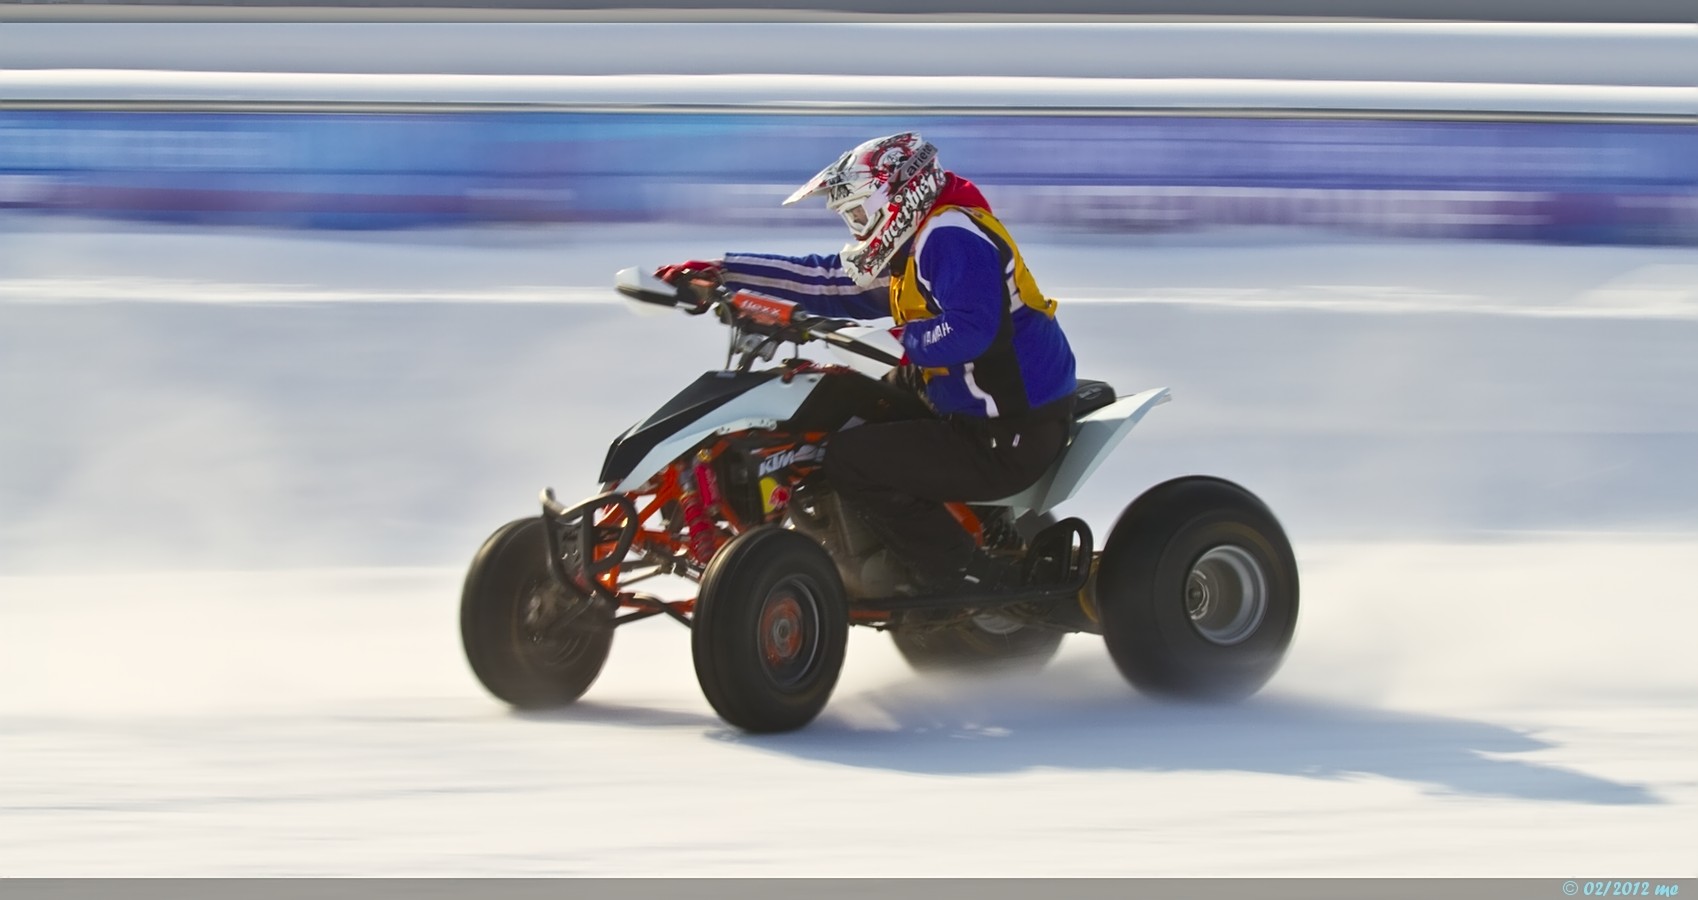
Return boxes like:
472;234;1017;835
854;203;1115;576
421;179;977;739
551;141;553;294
823;409;1070;588
785;370;932;432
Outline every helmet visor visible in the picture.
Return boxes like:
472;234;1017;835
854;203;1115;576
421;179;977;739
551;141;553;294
782;149;856;206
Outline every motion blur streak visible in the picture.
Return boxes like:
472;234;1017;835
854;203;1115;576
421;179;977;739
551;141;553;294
0;21;1693;877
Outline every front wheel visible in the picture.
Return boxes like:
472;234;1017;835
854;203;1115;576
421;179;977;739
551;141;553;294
461;517;614;709
693;526;850;733
1095;477;1298;701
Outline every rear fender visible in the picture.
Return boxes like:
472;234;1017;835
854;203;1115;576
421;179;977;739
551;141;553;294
993;386;1172;515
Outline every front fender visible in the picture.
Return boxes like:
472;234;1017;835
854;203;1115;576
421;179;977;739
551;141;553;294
609;372;826;491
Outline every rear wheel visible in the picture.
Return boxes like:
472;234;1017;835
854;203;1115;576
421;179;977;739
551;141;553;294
461;517;614;709
892;614;1064;673
890;509;1067;673
693;526;849;733
1095;477;1298;701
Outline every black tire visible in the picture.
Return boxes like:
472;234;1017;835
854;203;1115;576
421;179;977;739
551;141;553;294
1095;477;1298;701
891;616;1064;674
890;509;1065;673
693;526;849;733
461;517;614;709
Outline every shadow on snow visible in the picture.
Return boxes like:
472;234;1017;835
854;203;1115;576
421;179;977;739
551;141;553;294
689;658;1660;806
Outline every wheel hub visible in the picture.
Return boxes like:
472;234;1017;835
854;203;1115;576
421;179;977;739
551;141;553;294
761;595;806;663
970;611;1025;635
755;575;828;691
1185;580;1211;617
1185;545;1268;646
520;582;601;667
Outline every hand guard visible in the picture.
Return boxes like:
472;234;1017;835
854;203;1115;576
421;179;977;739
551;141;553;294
655;260;723;315
654;260;723;286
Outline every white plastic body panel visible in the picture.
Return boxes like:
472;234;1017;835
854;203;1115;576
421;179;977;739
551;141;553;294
614;373;1168;516
993;386;1172;514
613;373;822;491
824;326;902;378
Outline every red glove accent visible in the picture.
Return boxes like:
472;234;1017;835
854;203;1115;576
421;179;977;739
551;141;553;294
655;260;723;286
889;325;910;365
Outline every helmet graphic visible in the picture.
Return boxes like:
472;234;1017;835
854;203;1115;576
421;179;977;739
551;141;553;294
784;132;947;288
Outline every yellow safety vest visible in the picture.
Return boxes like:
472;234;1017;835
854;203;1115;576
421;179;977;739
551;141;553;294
887;204;1058;326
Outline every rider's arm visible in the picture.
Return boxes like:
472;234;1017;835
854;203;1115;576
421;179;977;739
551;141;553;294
899;223;1003;368
721;252;891;320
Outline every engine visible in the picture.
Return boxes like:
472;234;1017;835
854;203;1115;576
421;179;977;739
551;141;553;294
711;434;830;529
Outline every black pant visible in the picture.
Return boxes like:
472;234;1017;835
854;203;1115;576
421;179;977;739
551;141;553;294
820;380;1073;584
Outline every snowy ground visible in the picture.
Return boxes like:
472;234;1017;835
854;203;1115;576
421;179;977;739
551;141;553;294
1;218;1694;875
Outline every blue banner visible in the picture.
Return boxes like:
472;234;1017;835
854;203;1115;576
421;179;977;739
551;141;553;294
1;110;1692;243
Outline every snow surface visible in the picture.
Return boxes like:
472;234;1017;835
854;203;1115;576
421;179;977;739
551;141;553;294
1;217;1695;875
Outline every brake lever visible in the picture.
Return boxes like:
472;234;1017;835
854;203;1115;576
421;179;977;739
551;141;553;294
682;282;729;316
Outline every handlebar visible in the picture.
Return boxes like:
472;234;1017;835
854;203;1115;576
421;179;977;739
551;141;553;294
614;266;902;371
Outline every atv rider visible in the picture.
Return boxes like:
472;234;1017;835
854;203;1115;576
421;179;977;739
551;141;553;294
657;132;1078;594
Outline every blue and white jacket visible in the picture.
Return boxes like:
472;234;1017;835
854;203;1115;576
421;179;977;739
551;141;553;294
721;178;1077;420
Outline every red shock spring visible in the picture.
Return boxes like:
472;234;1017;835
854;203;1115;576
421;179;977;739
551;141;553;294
682;457;722;564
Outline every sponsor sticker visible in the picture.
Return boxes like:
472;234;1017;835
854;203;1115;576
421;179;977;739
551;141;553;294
757;443;822;478
760;477;793;513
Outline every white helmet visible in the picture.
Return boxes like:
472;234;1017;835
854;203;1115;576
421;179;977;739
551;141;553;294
784;132;947;288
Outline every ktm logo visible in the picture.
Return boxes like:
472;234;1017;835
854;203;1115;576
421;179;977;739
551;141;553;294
758;444;823;477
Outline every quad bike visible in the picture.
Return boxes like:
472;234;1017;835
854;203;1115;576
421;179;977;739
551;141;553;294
461;267;1299;733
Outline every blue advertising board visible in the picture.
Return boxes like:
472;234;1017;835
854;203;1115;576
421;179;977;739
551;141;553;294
1;110;1692;243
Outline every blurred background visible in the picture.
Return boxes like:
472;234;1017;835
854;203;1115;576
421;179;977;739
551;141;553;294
2;19;1694;239
2;8;1694;573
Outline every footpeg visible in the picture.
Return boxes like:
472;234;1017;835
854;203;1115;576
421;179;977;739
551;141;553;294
1022;517;1094;589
